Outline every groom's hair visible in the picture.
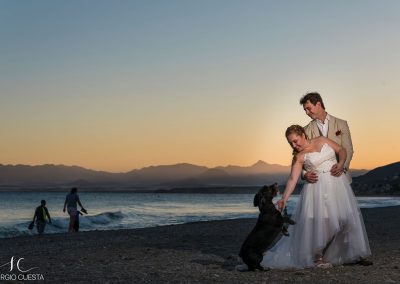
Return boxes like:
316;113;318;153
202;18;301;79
300;92;325;109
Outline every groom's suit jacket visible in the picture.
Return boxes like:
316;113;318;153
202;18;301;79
304;114;354;183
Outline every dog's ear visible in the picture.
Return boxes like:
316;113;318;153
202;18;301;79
253;193;260;207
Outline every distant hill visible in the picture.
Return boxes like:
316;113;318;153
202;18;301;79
353;162;400;183
123;163;208;184
216;160;289;175
351;169;369;178
352;162;400;195
0;164;121;186
0;161;291;188
0;161;392;193
160;168;234;187
161;161;291;187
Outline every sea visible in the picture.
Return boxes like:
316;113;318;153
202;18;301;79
1;191;400;239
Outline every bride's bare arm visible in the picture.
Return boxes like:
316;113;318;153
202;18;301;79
277;154;304;211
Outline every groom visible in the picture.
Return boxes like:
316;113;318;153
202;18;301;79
300;92;353;183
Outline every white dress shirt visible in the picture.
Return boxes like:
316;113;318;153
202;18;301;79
316;113;330;137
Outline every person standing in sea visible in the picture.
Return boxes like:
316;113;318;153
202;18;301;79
32;199;52;234
63;187;87;232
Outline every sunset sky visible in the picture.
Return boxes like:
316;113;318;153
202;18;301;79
1;0;399;172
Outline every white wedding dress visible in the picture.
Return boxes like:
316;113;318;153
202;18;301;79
261;143;371;269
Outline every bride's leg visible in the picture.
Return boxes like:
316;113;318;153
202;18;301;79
322;235;336;256
314;234;336;267
321;219;349;261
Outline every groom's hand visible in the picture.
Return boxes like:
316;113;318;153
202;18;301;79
330;164;344;177
304;171;318;183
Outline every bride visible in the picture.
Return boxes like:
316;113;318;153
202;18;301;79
261;125;371;269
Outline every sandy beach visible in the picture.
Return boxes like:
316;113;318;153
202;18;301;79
1;206;399;283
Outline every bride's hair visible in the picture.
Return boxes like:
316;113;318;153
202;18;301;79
285;125;308;156
285;125;306;138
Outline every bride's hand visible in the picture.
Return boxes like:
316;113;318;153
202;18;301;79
276;199;286;212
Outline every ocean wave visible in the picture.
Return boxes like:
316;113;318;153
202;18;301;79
84;211;125;225
1;194;400;239
0;211;126;238
0;225;34;238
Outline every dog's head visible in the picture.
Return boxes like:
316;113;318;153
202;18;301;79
253;183;279;211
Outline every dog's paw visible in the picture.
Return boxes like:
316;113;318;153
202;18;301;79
282;227;290;236
235;264;249;272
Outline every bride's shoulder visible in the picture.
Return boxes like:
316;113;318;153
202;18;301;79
310;136;329;146
310;136;325;143
293;152;306;164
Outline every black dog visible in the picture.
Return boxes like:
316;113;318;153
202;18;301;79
239;183;295;271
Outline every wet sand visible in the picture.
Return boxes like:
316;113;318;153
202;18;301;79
1;206;399;283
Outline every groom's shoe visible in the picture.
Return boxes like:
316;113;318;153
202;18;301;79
356;258;373;266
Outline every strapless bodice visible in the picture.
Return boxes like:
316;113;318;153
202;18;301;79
303;143;337;173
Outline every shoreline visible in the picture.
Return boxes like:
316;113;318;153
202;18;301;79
1;206;400;283
0;188;399;197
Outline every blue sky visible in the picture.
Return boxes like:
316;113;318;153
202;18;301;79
1;0;399;171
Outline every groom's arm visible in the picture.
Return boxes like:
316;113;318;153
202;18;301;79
340;121;354;171
302;169;318;183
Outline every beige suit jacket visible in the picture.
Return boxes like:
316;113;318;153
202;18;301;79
304;114;354;183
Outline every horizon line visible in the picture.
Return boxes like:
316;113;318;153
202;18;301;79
0;160;383;174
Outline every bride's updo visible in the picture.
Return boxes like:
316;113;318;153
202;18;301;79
285;125;308;155
285;125;307;138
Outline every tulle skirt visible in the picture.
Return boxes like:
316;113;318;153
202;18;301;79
261;173;371;269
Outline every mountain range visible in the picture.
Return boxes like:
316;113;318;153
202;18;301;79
0;160;372;189
352;162;400;195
